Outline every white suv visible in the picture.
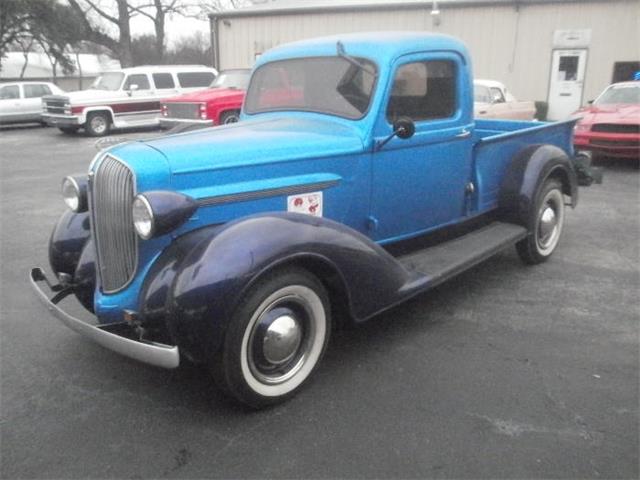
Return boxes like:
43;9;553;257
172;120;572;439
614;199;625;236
0;82;64;125
42;65;217;136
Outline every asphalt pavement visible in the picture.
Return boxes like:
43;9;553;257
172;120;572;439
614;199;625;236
1;124;638;479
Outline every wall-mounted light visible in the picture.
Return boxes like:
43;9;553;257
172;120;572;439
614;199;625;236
431;1;441;26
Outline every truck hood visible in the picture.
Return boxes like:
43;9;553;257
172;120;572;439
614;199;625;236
163;87;245;104
139;116;366;175
45;89;123;103
574;103;640;125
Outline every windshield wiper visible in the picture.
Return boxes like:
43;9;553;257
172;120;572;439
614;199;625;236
336;41;377;77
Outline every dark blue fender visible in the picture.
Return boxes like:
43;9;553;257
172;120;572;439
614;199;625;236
499;144;578;228
48;210;96;312
74;239;97;313
140;213;423;362
49;210;91;277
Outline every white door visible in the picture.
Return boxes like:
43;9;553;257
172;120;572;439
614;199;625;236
547;49;588;120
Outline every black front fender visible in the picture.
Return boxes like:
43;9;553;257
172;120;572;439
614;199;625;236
140;213;420;362
49;210;91;278
499;144;578;228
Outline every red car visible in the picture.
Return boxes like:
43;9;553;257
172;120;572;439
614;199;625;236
573;81;640;159
160;69;250;128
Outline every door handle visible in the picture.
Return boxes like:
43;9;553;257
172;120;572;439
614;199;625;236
456;129;471;138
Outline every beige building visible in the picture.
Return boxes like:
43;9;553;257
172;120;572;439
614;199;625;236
210;0;639;119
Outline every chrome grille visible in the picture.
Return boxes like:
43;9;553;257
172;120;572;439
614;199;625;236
92;156;137;292
44;96;68;114
166;103;200;119
592;123;640;134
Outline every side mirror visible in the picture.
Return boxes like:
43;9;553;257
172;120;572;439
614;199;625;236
587;99;594;105
393;116;415;140
376;116;415;150
129;84;139;91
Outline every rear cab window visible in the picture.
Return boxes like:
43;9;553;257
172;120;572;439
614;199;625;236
153;73;175;89
178;72;216;88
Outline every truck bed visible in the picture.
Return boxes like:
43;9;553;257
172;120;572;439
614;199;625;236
472;118;577;212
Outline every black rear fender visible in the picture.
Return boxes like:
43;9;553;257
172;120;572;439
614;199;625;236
499;144;578;228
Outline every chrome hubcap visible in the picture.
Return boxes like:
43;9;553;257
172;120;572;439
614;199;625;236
263;314;302;365
535;187;564;255
91;116;106;133
538;206;557;246
248;301;312;385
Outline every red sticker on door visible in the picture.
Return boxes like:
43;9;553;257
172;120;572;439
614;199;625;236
287;191;323;217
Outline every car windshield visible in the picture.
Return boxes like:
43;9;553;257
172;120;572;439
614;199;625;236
474;84;492;103
211;70;250;90
595;84;640;105
244;56;377;119
91;72;124;91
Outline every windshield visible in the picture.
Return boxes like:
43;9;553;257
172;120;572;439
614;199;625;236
244;56;377;119
211;70;250;90
91;72;124;91
595;84;640;105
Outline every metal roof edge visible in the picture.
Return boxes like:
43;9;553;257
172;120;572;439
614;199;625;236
209;0;623;19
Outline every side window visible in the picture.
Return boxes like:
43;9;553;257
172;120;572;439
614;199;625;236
490;87;506;103
152;73;175;89
0;85;20;99
177;71;215;88
387;60;456;123
123;74;150;90
24;84;51;98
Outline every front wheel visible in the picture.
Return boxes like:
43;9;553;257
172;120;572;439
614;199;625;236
214;268;331;408
85;112;111;137
220;110;240;124
516;178;565;264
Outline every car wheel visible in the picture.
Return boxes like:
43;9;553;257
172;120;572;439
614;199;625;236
58;126;79;134
214;267;331;408
516;178;565;264
220;110;240;124
85;112;111;137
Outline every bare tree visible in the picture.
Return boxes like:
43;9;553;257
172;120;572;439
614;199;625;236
128;0;177;62
67;0;135;66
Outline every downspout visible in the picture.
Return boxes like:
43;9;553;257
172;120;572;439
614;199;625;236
210;15;220;71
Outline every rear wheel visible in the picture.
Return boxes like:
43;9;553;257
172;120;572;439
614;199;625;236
85;112;111;137
213;268;331;408
516;178;565;264
58;126;79;134
220;110;240;124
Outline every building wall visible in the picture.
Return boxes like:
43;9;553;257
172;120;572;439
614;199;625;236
216;0;639;104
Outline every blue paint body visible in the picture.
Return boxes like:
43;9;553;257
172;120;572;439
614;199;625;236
48;33;579;358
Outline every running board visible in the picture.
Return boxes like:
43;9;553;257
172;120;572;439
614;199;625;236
398;222;528;289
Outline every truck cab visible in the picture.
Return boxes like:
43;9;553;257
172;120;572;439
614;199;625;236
31;32;599;408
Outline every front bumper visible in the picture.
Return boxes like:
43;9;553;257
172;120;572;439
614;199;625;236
159;117;214;129
30;267;179;369
42;114;81;127
574;132;640;158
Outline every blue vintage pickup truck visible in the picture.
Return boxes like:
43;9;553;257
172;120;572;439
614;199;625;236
31;32;599;407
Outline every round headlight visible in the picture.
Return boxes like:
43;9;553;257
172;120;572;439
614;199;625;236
132;195;154;240
61;176;80;211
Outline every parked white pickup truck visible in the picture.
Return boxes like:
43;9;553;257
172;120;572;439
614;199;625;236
474;79;536;120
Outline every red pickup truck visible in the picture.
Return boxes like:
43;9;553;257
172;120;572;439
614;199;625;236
160;69;250;128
